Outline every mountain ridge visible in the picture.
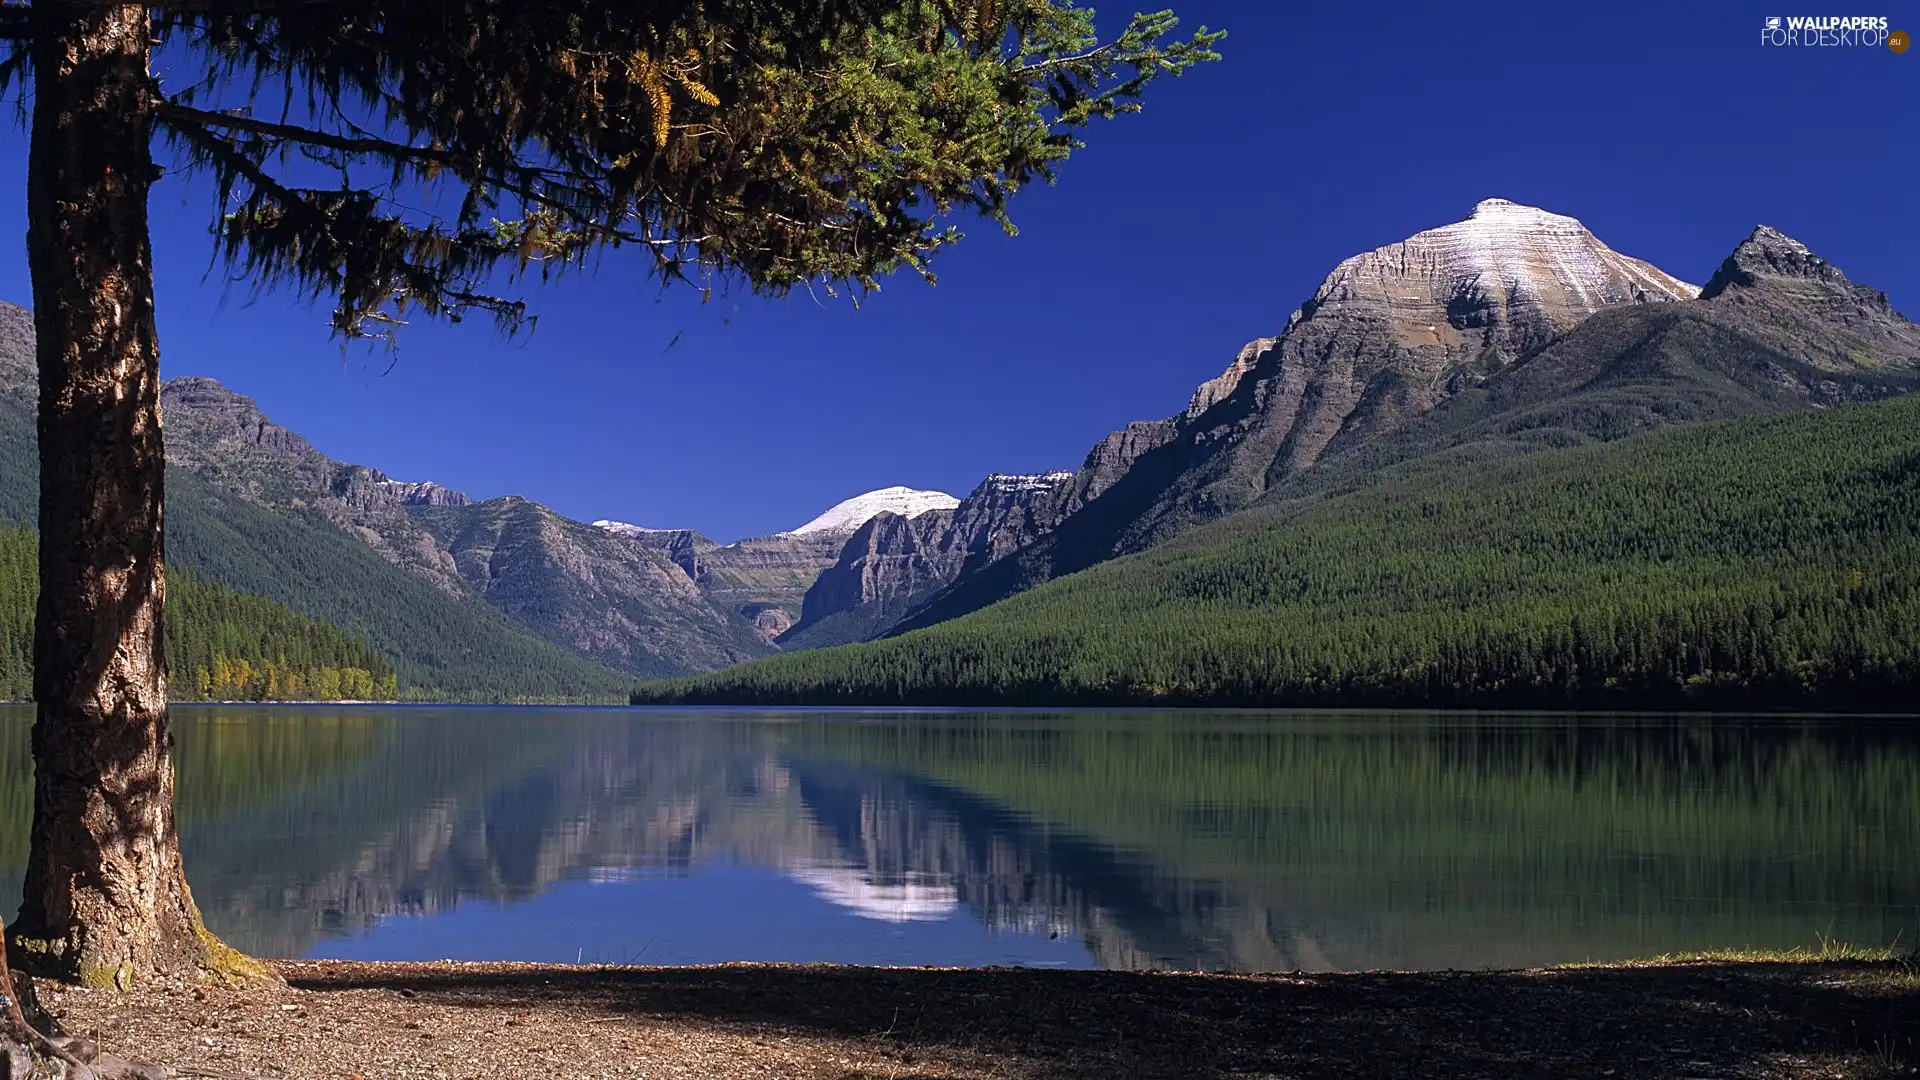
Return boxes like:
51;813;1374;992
890;208;1920;635
6;200;1916;698
637;392;1920;709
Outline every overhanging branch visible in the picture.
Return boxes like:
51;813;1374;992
157;98;459;167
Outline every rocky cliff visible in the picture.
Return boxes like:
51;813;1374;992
1117;198;1699;529
896;207;1920;635
410;498;778;678
593;484;969;642
598;525;848;641
701;533;851;638
161;376;767;679
162;377;471;594
781;471;1075;649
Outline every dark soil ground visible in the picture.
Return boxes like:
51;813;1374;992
36;957;1920;1080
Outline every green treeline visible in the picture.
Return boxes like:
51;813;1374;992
637;394;1920;710
164;470;634;703
0;527;397;701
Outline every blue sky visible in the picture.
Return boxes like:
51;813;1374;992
0;2;1912;541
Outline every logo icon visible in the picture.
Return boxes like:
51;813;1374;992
1765;16;1782;29
1893;28;1911;51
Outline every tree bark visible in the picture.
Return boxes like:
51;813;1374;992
5;0;244;988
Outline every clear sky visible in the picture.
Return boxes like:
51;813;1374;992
0;2;1911;541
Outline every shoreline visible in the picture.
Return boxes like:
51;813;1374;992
6;699;1918;716
42;956;1920;1079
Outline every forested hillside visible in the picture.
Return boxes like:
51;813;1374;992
163;470;634;701
0;378;635;701
0;527;396;701
636;394;1920;710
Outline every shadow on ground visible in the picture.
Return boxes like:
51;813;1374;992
289;959;1920;1079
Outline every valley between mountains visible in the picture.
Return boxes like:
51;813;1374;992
1;198;1915;705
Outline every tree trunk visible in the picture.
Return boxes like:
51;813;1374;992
5;1;252;989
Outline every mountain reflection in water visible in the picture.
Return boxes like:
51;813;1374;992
0;707;1913;971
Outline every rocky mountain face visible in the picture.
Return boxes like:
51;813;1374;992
159;376;770;679
700;533;851;638
604;525;848;640
780;471;1075;649
785;510;958;649
383;480;470;507
0;313;638;697
411;498;775;677
896;207;1920;635
947;471;1079;563
1106;199;1699;536
162;377;470;595
589;486;968;642
1695;226;1920;372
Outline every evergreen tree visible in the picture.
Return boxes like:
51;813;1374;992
0;0;1220;1003
0;529;400;703
636;396;1920;712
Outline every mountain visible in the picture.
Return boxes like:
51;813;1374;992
635;392;1920;709
896;209;1920;634
160;375;776;680
594;524;848;639
787;486;960;536
587;482;981;648
0;305;644;698
161;377;470;594
778;472;1075;650
586;484;969;642
7;300;859;686
411;497;775;677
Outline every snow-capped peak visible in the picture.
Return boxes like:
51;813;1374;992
787;486;961;536
592;519;670;537
1383;197;1700;306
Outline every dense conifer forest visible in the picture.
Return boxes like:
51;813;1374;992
0;527;396;701
635;395;1920;710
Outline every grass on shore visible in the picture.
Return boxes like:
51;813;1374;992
1573;938;1920;992
1637;937;1908;965
1652;946;1901;964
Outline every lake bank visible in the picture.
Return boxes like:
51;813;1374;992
41;957;1919;1079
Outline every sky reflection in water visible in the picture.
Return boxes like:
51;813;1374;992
0;706;1914;971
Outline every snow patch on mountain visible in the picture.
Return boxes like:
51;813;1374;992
1315;198;1700;317
788;486;961;536
593;519;672;537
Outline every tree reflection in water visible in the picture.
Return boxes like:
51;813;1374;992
0;707;1913;971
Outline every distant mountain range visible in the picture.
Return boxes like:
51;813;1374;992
640;201;1920;706
0;304;1079;693
4;197;1915;702
891;204;1920;634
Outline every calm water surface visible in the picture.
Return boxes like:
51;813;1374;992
1;707;1914;971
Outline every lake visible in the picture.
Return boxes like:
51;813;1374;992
1;706;1914;972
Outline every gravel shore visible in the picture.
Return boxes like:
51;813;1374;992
38;957;1920;1079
